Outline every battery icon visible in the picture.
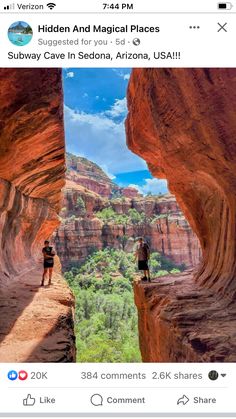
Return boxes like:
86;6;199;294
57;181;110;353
218;2;233;9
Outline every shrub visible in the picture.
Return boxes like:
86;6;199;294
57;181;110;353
96;207;129;224
128;208;144;224
170;268;181;275
75;196;86;216
155;270;169;277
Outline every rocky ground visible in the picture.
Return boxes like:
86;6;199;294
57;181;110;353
0;258;75;362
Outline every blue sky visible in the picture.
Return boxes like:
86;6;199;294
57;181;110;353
10;21;28;28
63;68;168;195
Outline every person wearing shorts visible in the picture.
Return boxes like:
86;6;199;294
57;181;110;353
135;237;151;282
41;240;55;287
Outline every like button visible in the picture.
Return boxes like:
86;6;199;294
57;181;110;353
23;394;36;406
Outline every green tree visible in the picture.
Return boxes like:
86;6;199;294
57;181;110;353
23;25;33;34
128;208;145;224
75;196;86;216
65;248;185;363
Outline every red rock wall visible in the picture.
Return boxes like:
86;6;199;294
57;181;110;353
0;69;75;362
0;69;65;278
122;187;141;198
63;181;104;218
55;217;104;265
134;272;235;362
56;186;200;269
149;217;200;268
66;154;120;198
69;175;112;198
126;68;236;299
126;68;236;361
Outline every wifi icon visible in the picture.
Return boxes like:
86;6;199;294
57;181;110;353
47;2;56;9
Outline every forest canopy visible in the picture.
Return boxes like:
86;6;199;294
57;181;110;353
65;249;184;362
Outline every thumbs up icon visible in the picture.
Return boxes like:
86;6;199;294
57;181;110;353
23;394;36;406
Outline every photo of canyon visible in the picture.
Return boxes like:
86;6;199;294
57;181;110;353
0;68;235;363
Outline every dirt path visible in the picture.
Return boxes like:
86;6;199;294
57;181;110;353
0;263;75;362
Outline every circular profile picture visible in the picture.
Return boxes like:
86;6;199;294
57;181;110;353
8;21;33;46
208;370;219;381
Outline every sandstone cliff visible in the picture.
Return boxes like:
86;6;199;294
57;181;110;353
122;186;141;198
0;69;75;362
133;272;236;362
66;152;120;198
55;154;200;269
126;68;236;361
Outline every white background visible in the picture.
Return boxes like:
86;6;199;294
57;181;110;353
1;12;236;67
0;363;234;415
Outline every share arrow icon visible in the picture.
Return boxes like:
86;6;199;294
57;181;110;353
177;395;190;405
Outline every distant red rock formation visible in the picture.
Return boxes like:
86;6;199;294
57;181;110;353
122;186;142;198
66;153;119;198
55;166;201;270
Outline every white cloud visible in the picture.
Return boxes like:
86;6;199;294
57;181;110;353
66;71;74;78
141;178;168;195
95;95;99;100
105;97;127;119
123;74;130;81
83;93;88;98
129;178;168;196
101;165;116;180
64;105;147;174
112;69;131;81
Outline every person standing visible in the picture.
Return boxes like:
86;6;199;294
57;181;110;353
135;237;151;282
41;240;55;287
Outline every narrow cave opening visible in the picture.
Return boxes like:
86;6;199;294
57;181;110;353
54;68;201;362
1;68;234;363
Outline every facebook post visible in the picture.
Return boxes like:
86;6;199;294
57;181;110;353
0;0;235;416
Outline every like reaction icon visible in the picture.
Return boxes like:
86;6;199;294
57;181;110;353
23;394;36;406
8;370;18;381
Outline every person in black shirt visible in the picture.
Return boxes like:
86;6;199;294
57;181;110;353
134;237;151;282
41;240;55;287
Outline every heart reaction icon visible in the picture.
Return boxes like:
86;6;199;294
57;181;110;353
18;370;28;381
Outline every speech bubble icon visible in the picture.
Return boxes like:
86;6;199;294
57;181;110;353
90;394;103;407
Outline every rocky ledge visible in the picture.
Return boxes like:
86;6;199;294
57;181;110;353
134;274;236;362
0;260;75;362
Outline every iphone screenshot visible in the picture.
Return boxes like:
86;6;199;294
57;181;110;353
0;0;235;416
